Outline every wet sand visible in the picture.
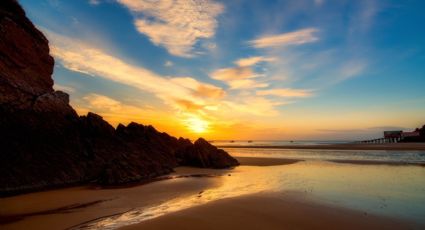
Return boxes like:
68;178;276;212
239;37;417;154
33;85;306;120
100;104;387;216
1;157;424;230
0;170;225;230
235;156;302;166
218;142;425;150
236;156;425;167
122;194;415;230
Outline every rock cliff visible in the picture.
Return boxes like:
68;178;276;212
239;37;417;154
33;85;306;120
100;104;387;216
0;0;238;197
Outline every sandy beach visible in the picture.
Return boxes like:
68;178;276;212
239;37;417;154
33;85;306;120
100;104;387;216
0;172;223;230
121;194;413;230
1;155;424;230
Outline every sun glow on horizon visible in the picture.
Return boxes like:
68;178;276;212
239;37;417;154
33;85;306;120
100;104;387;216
185;116;209;134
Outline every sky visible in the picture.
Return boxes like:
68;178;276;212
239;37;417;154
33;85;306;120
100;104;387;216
20;0;425;140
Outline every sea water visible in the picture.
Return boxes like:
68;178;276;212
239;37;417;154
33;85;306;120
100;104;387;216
224;147;425;164
212;140;346;146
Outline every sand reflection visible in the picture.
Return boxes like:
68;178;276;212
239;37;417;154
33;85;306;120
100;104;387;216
75;161;425;229
74;166;287;229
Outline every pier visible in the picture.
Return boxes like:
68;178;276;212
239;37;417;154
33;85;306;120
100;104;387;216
358;137;402;144
356;130;420;144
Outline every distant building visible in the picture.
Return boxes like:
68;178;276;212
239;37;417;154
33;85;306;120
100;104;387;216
383;131;402;139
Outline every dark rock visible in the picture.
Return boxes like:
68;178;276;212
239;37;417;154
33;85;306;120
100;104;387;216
176;138;239;168
0;0;54;110
0;0;238;197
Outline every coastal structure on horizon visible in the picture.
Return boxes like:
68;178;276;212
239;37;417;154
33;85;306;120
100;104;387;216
358;127;423;144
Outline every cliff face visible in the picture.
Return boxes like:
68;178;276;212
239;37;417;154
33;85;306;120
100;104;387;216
0;0;238;197
0;0;54;109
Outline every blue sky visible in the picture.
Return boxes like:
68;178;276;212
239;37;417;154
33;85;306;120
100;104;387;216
20;0;425;140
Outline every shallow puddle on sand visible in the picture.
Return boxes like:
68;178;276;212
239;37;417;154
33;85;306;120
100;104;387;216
74;161;425;229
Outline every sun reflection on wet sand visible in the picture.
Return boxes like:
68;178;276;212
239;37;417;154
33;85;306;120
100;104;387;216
74;166;288;229
74;161;425;229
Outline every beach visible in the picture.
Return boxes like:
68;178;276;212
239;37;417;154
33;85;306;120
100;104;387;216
122;194;412;230
1;146;425;230
0;170;222;230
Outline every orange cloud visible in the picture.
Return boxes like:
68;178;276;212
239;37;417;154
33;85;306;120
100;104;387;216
174;99;205;112
210;66;258;81
171;77;225;99
47;31;229;117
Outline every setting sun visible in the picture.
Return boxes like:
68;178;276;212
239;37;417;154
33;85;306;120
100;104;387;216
185;117;209;134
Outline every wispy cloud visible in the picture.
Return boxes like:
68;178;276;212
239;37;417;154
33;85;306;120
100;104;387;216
88;0;100;5
83;93;123;112
53;83;75;93
210;66;268;89
249;28;319;48
117;0;224;57
170;77;226;99
228;79;269;89
211;55;275;89
211;66;258;81
339;60;367;81
257;88;313;97
164;60;173;67
348;1;379;36
235;56;275;67
47;31;223;116
223;97;282;117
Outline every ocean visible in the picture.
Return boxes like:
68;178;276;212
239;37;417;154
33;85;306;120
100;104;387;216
223;148;425;164
212;140;348;146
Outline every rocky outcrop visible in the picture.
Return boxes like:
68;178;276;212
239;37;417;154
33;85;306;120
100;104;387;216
176;138;239;168
0;0;238;197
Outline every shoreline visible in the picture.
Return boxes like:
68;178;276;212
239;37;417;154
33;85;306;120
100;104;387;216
218;142;425;150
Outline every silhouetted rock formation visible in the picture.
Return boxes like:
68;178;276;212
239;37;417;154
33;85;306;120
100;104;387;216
176;138;239;168
0;0;238;197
